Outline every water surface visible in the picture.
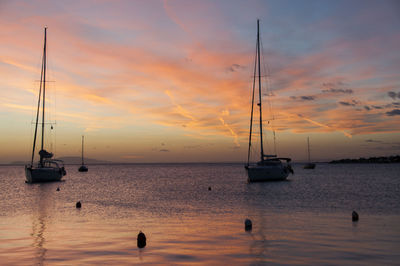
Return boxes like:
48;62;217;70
0;163;399;265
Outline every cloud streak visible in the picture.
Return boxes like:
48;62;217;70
386;109;400;116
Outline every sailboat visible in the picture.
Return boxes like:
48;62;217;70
303;137;316;169
245;20;293;182
25;27;66;183
78;135;88;172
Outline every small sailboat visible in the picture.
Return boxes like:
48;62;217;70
78;135;88;172
303;137;316;169
25;27;66;183
245;20;293;182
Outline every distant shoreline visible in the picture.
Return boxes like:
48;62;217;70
2;155;399;166
329;155;400;164
1;162;247;166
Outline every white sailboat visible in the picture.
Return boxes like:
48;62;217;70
245;20;293;182
25;27;66;183
303;137;316;169
78;135;88;172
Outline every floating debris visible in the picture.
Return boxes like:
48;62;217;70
137;231;146;248
56;187;60;191
245;219;252;231
352;211;359;221
76;201;82;208
208;186;211;191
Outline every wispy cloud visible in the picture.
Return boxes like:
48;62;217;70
386;109;400;116
321;81;353;94
365;139;383;143
322;88;353;94
165;89;197;122
338;100;359;107
388;91;400;100
290;95;316;101
219;116;240;147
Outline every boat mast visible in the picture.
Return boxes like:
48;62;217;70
257;20;265;161
30;30;45;166
247;26;259;166
81;135;84;165
40;27;47;166
307;137;311;163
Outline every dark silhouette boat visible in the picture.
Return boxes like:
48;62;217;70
25;27;66;183
303;137;316;169
78;135;88;172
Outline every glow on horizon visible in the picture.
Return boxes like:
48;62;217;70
0;0;399;163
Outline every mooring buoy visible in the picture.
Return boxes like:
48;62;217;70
76;201;81;208
137;231;146;248
245;218;252;231
208;186;211;191
56;187;60;191
352;211;359;221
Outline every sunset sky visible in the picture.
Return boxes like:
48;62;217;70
0;0;399;163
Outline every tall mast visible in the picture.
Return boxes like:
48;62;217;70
30;32;45;165
257;20;265;161
81;135;84;165
307;137;311;162
40;27;47;166
247;27;259;165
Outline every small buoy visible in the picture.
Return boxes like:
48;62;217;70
137;231;146;248
352;211;359;221
208;186;211;191
56;187;60;191
245;219;252;231
76;201;81;208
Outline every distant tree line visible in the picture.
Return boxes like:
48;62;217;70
330;155;400;164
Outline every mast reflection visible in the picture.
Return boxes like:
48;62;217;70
31;183;55;265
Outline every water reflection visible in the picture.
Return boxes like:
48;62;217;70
30;183;55;265
245;207;269;263
0;164;395;265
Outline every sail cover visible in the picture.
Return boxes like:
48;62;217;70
39;149;53;158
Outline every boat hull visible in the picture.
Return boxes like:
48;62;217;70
78;165;88;172
246;164;289;182
25;166;64;183
303;163;316;169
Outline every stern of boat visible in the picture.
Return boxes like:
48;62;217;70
25;165;33;183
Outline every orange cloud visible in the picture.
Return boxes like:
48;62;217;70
165;90;197;122
83;93;112;105
219;117;240;147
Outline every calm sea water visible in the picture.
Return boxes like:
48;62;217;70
0;163;399;265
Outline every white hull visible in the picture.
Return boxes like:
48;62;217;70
246;163;290;182
244;21;293;183
25;165;64;183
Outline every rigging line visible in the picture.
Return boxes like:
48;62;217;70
47;37;58;158
260;34;278;155
260;37;275;121
257;19;265;160
40;27;47;167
